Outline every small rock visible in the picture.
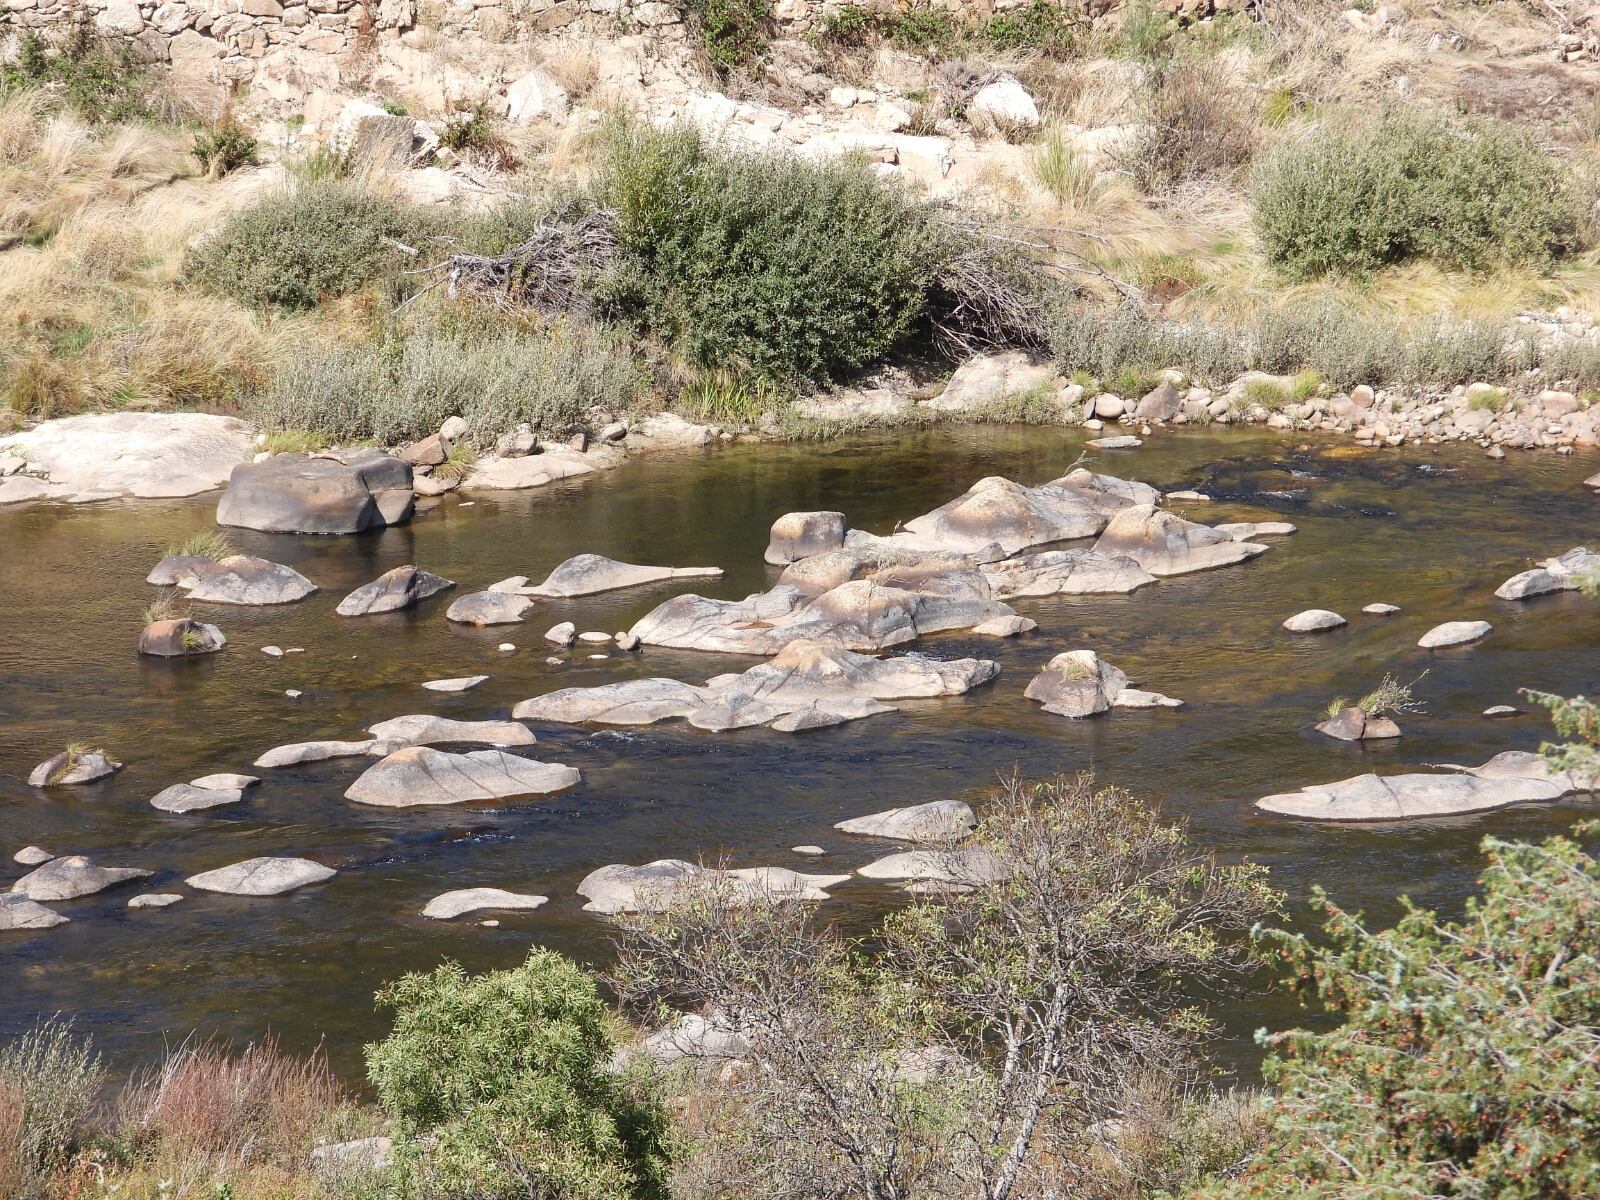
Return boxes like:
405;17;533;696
578;631;611;643
1283;609;1346;633
0;893;68;931
1362;603;1401;615
445;592;532;626
1418;620;1492;649
186;857;336;896
792;845;826;856
1166;490;1209;502
28;749;122;787
421;887;548;920
262;645;285;657
286;689;303;699
1483;705;1521;718
498;642;517;652
13;847;54;866
616;632;641;650
139;618;226;657
128;893;184;909
421;675;489;692
545;622;577;646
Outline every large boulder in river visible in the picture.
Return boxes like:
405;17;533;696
856;845;1007;886
836;800;976;842
1282;609;1346;633
446;591;533;626
765;511;848;564
186;856;336;896
13;855;151;900
253;739;390;768
150;780;248;812
138;618;226;657
216;451;414;535
337;566;455;616
1315;706;1400;742
1418;620;1491;649
28;749;122;786
712;639;1000;704
365;715;536;747
0;412;252;501
1494;547;1600;601
896;475;1109;556
524;553;724;598
345;747;580;807
577;860;851;915
1256;752;1588;821
185;555;317;605
1092;505;1267;576
0;893;68;930
422;887;548;920
1024;650;1127;718
515;679;711;726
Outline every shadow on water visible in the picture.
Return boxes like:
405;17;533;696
3;425;1599;1083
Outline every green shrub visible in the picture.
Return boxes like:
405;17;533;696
439;101;514;169
365;948;673;1200
1253;111;1588;278
186;182;426;310
1227;826;1600;1200
677;0;771;72
2;21;155;124
0;1019;103;1199
1132;57;1257;188
248;318;647;446
192;119;259;179
591;122;946;383
819;1;1078;56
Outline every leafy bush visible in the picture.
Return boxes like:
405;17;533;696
439;101;514;169
192;118;259;179
248;318;647;446
676;0;771;72
591;122;948;383
185;181;426;310
1228;826;1600;1200
820;1;1080;56
2;21;156;124
1253;111;1588;278
0;1019;103;1199
365;948;674;1200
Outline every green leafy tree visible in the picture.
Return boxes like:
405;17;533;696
1226;826;1600;1199
365;948;675;1200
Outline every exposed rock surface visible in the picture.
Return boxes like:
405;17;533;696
515;679;711;725
1283;609;1346;633
577;860;851;914
1494;547;1600;600
1418;620;1492;649
139;618;227;657
524;553;723;597
254;739;388;768
856;846;1007;886
216;451;414;534
186;857;337;896
421;887;548;919
13;847;53;866
981;549;1155;598
765;511;847;564
344;747;580;807
446;591;533;625
365;715;536;747
28;750;121;787
13;856;151;900
1093;505;1267;576
128;893;184;909
712;639;999;705
686;692;786;731
1256;752;1589;820
185;555;317;605
0;893;68;930
191;773;258;791
337;566;455;615
421;675;489;692
769;698;897;731
465;449;596;490
0;413;252;502
835;800;976;842
150;781;247;813
1363;602;1401;615
147;555;214;587
894;474;1120;556
1315;707;1401;742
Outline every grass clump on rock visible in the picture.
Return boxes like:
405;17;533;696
1253;111;1589;279
185;181;427;311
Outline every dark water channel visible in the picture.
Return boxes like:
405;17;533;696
3;426;1599;1083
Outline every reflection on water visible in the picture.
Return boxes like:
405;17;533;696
3;426;1598;1082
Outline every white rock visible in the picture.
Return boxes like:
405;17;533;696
1418;620;1492;649
128;893;184;909
186;857;336;896
1362;602;1401;615
421;675;489;692
835;800;976;842
969;75;1040;131
505;67;570;124
421;887;548;920
545;622;577;646
13;846;53;867
0;413;252;501
1282;609;1347;633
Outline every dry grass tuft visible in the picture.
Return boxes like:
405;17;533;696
542;45;599;98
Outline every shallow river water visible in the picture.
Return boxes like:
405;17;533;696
3;426;1599;1082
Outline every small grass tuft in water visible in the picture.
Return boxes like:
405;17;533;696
1358;671;1427;717
1325;696;1350;719
142;590;186;626
166;530;235;561
432;441;477;485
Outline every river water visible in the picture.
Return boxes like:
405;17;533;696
3;426;1598;1081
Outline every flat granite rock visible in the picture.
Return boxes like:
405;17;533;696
835;800;976;842
337;565;455;616
1418;620;1492;649
186;857;336;896
717;639;1000;703
1215;521;1297;541
464;451;595;491
128;893;184;909
28;750;122;787
0;412;252;500
856;846;1008;885
577;860;851;915
769;699;896;732
1093;504;1267;576
1283;609;1346;633
1256;752;1587;820
217;451;414;535
0;892;69;930
515;679;711;726
421;887;548;920
150;782;246;813
524;553;724;598
253;739;387;768
185;555;317;605
191;773;259;791
421;675;489;692
981;549;1155;598
365;715;535;747
686;692;786;732
147;554;214;588
446;592;533;626
13;855;152;901
345;747;580;807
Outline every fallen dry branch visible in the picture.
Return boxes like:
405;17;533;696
437;207;618;315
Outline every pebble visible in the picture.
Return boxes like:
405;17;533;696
481;919;500;927
1362;603;1401;615
588;654;609;660
545;656;563;665
1166;490;1209;501
286;689;303;698
261;645;284;657
792;845;826;856
286;648;305;654
1483;705;1521;718
497;643;516;652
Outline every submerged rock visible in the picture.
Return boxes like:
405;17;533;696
185;555;317;605
972;615;1037;637
836;800;976;842
1418;620;1492;649
769;698;897;732
515;679;711;726
1494;547;1600;601
28;749;121;787
765;511;848;564
365;715;535;747
577;860;851;915
336;566;455;616
1256;752;1589;821
1214;521;1297;541
1283;609;1346;633
0;892;68;931
421;675;489;693
186;857;336;896
139;617;226;657
216;451;414;534
344;747;579;807
253;739;387;768
524;553;724;597
13;855;151;901
422;887;548;920
1092;505;1267;576
446;591;533;626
